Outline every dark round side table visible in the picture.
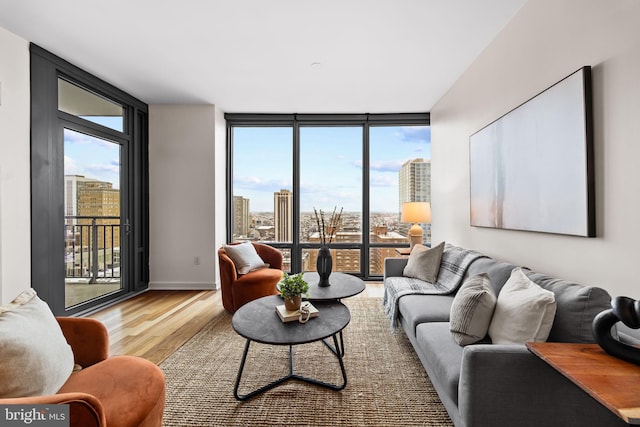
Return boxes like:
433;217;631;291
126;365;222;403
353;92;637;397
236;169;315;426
231;294;351;401
303;271;366;300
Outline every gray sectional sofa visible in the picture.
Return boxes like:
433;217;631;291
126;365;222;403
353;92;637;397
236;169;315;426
383;244;629;427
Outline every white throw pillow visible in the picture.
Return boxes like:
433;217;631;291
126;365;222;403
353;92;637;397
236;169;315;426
450;273;497;346
0;289;75;398
488;268;557;345
223;242;269;274
402;241;445;283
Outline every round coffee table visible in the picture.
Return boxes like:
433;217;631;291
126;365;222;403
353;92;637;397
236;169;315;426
231;295;351;400
303;271;366;300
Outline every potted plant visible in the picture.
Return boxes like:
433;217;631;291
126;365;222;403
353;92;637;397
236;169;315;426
278;272;310;311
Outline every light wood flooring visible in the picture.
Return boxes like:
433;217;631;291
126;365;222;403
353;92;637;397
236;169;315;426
88;282;384;365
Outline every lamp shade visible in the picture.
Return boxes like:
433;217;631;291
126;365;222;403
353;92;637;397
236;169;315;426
401;202;431;224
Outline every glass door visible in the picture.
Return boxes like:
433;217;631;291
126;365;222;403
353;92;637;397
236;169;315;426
58;76;131;311
63;129;128;308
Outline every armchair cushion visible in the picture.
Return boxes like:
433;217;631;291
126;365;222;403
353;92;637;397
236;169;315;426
223;242;269;274
58;355;165;427
0;289;74;398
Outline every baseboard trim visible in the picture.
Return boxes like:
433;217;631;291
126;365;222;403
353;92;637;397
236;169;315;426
149;282;217;290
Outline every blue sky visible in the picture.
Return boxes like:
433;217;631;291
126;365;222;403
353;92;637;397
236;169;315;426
62;122;431;211
64;128;121;189
233;125;431;212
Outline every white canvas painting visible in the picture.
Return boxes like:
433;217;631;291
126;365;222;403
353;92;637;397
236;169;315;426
469;67;594;237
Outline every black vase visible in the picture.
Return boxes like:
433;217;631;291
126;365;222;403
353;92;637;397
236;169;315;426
317;247;332;287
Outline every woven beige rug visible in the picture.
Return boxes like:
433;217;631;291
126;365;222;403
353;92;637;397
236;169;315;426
160;297;453;427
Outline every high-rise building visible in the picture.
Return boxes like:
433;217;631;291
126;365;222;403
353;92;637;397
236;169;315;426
399;159;431;243
64;175;121;279
370;226;410;275
233;196;250;239
399;158;431;205
64;175;95;225
274;189;292;242
76;180;121;250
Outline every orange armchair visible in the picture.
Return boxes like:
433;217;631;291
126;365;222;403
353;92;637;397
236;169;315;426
0;317;165;427
218;242;284;313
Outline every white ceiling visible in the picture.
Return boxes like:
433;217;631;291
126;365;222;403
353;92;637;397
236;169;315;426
0;0;527;113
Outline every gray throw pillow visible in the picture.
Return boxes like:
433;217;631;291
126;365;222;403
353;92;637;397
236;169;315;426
223;242;269;275
449;273;497;346
402;241;445;283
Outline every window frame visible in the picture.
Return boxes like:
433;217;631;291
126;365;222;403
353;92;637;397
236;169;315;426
225;113;430;280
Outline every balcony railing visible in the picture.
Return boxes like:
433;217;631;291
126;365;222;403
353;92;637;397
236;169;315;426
65;216;120;283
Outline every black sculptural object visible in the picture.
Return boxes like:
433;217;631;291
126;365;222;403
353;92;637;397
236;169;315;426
592;296;640;365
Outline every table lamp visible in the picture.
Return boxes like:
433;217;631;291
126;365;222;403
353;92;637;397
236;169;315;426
401;202;431;249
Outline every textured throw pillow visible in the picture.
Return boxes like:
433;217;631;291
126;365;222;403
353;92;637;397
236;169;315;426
488;267;557;345
450;273;497;345
223;242;269;274
0;289;75;398
402;241;445;283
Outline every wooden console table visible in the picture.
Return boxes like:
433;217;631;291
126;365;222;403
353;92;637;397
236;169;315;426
527;342;640;425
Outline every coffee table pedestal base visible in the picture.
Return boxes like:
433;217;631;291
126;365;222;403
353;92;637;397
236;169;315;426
234;334;347;401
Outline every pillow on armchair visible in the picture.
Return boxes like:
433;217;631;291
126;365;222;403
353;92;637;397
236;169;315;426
223;242;269;274
0;289;75;398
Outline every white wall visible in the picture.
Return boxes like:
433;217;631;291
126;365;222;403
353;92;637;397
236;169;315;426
0;27;30;304
431;0;640;297
148;105;225;290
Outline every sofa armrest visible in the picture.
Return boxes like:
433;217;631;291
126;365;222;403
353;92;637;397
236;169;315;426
459;344;628;427
384;257;408;279
0;392;106;427
57;317;109;368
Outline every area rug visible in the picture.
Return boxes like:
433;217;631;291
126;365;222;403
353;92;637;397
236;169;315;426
160;297;453;427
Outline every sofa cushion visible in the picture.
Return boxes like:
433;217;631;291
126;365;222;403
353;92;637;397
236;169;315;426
0;289;75;398
415;322;464;406
465;257;521;296
223;242;269;274
489;268;557;344
524;270;612;343
403;242;445;283
398;294;455;337
450;273;497;345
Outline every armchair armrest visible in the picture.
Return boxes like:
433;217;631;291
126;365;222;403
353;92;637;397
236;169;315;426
0;392;106;427
254;244;283;270
384;257;408;279
56;317;109;368
459;344;627;427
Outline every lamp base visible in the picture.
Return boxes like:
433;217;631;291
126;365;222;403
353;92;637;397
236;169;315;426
408;224;423;249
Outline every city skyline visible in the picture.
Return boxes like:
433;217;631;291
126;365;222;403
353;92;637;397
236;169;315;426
233;125;431;212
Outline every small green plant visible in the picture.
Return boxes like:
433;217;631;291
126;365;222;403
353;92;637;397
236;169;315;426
278;272;310;300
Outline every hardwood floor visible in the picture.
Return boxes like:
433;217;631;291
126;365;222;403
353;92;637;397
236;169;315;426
88;282;384;365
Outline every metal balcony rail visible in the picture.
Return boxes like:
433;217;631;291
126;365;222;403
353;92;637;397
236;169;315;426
64;215;120;283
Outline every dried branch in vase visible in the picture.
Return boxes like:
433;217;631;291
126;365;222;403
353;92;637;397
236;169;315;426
313;206;343;247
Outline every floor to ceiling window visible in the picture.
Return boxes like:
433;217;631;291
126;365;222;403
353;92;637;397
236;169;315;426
30;44;149;315
227;114;430;280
